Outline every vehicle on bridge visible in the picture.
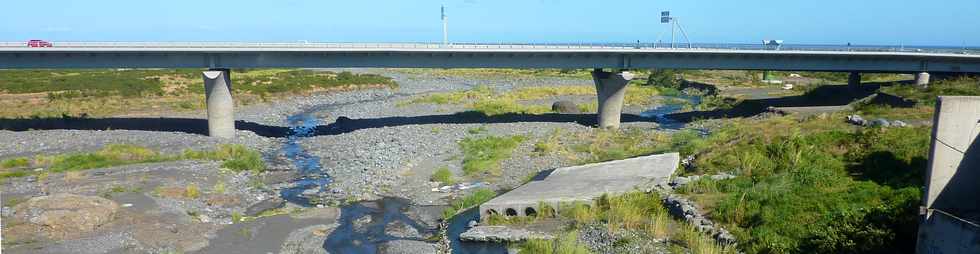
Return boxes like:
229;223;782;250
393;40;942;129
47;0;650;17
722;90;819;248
27;39;53;48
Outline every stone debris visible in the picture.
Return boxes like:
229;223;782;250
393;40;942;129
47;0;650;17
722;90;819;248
847;114;868;126
663;194;737;245
431;181;487;193
847;114;911;128
669;173;736;188
459;226;554;242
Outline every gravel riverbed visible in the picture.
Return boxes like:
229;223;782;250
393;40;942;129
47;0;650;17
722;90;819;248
1;68;667;253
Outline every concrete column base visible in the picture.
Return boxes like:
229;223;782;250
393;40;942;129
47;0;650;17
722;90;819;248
916;72;931;87
592;69;634;129
848;71;861;88
202;69;235;138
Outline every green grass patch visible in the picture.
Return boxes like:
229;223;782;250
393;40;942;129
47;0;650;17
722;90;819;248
0;69;396;118
459;135;526;177
0;157;31;169
430;166;456;184
49;144;170;173
442;188;497;219
0;144;267;180
182;144;266;173
880;76;980;105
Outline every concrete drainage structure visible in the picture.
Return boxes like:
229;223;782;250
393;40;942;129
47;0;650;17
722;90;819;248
478;153;679;220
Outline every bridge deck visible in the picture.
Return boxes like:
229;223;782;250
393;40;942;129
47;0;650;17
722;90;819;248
1;42;978;72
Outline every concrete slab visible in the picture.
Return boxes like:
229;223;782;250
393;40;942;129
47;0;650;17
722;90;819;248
479;153;679;219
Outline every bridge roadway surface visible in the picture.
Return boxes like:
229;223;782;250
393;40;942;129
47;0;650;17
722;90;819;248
1;42;980;73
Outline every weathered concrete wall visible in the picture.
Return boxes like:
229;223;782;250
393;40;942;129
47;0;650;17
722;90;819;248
922;96;980;214
918;96;980;254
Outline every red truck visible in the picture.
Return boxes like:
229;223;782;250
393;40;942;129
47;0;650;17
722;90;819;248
27;40;53;47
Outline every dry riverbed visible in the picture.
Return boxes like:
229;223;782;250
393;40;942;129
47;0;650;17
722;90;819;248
1;68;669;253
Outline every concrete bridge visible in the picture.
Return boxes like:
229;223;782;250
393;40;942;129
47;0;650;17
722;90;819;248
2;42;980;137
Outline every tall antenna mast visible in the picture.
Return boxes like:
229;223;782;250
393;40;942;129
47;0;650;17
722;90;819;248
441;5;448;46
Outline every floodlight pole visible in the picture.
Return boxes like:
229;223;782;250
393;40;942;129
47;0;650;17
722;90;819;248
442;6;448;46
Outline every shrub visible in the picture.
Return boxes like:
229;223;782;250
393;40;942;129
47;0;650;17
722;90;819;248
688;117;928;253
185;184;201;199
430;166;456;184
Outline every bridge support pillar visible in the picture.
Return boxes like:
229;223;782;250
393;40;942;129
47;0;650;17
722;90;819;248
202;69;235;138
916;72;931;87
848;72;861;88
593;69;634;129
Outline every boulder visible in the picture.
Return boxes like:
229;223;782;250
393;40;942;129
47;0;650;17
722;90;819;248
459;226;553;242
892;120;909;127
846;115;867;126
13;193;120;237
871;118;891;127
551;101;580;114
244;197;284;216
385;220;421;238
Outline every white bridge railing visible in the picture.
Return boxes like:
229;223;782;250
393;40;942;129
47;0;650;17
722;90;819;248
0;41;976;54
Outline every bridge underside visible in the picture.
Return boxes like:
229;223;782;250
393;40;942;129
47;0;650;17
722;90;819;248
3;49;979;137
2;51;979;73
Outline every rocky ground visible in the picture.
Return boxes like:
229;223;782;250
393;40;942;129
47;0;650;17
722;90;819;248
1;68;666;253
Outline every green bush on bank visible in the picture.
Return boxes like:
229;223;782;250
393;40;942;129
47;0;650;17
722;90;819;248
682;116;928;253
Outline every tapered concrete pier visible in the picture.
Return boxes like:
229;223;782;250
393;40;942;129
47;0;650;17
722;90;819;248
916;72;931;87
592;69;634;129
202;69;235;138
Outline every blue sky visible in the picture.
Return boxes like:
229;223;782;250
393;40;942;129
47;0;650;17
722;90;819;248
2;0;978;46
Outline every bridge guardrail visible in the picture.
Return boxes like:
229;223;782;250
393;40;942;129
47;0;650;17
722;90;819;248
0;41;976;55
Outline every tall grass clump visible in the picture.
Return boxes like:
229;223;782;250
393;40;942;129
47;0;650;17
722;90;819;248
430;166;456;184
515;231;592;254
183;144;266;173
459;135;525;177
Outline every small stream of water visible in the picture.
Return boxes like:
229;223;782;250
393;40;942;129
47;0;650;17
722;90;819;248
279;113;333;205
640;95;702;130
280;112;440;254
